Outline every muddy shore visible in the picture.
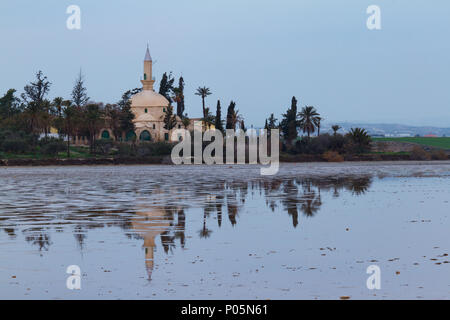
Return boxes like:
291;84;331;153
1;153;448;166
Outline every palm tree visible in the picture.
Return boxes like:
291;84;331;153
332;125;341;136
105;104;122;141
63;105;78;158
202;107;215;130
346;128;372;154
84;103;104;153
230;109;243;130
195;86;212;119
298;106;320;138
181;114;191;129
316;117;323;136
52;97;64;118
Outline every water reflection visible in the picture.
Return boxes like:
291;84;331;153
0;175;372;281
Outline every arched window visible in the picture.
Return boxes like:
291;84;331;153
144;73;147;80
163;107;166;112
152;124;156;129
125;130;136;142
139;130;151;141
164;133;169;141
101;130;110;139
145;108;148;113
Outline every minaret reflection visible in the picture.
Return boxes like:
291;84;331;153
131;205;185;280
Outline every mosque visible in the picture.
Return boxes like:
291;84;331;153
96;46;197;144
126;46;184;142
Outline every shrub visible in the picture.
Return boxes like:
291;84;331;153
39;138;66;157
1;138;30;153
136;142;173;157
410;146;431;160
322;151;344;162
116;143;137;157
292;134;349;155
94;139;114;155
0;130;35;153
430;149;448;160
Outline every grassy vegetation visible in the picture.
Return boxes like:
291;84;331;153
0;146;95;160
373;137;450;150
370;151;411;156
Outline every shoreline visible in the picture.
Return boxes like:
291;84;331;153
1;154;449;167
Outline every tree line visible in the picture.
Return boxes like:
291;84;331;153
0;70;140;156
264;96;372;156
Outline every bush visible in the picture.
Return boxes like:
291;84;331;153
0;130;36;153
94;139;114;155
1;138;30;153
410;146;431;160
116;143;137;157
293;134;347;155
136;142;173;157
322;151;344;162
430;149;448;160
39;138;66;157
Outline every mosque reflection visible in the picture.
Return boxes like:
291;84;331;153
128;176;372;279
131;207;185;280
1;176;372;280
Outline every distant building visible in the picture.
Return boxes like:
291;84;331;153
384;133;412;138
369;133;385;138
424;134;438;138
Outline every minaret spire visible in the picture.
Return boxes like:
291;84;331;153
141;45;155;91
144;44;152;61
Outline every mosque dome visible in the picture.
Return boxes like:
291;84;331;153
130;90;169;108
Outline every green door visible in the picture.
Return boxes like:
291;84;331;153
101;130;110;139
125;130;136;142
139;130;151;141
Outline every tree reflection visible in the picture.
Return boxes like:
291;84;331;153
0;173;372;281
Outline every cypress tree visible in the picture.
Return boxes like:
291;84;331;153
163;105;177;131
71;70;89;107
159;72;175;103
214;100;224;132
118;88;140;137
175;76;185;118
226;101;236;130
280;96;298;142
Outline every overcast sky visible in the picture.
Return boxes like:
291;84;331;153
1;0;449;127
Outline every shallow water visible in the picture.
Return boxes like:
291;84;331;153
0;162;449;299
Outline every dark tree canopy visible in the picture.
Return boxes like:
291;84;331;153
214;100;224;132
0;89;21;119
226;101;236;130
159;72;175;103
280;96;298;141
118;88;140;135
173;76;185;118
71;70;89;107
21;70;51;105
163;105;177;131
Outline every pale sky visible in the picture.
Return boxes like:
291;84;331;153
1;0;449;127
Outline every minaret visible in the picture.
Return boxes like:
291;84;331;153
141;45;155;91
